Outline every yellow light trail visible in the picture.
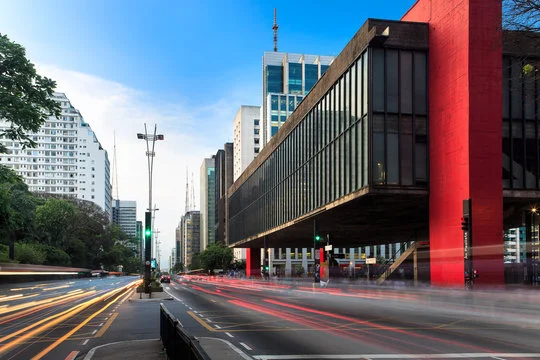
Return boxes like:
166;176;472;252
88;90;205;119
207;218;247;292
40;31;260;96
31;287;133;360
0;294;23;302
0;280;139;357
0;290;89;316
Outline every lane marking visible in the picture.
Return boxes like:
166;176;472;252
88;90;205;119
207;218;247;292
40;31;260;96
188;311;215;332
83;339;160;360
64;350;79;360
82;339;89;345
214;325;221;329
253;354;540;360
95;313;119;337
225;332;234;338
91;330;97;335
98;323;104;327
240;342;252;351
207;319;213;323
198;337;252;360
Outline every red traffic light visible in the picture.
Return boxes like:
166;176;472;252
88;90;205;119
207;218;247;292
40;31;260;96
461;217;469;231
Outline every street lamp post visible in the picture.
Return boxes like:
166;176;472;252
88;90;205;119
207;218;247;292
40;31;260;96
137;124;164;294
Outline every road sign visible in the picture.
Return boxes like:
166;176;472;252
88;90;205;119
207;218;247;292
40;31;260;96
366;258;377;264
145;260;150;266
324;245;333;251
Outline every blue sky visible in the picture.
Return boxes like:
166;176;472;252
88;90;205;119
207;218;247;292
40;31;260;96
0;0;417;268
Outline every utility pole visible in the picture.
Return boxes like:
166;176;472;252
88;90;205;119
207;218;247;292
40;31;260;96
137;124;164;294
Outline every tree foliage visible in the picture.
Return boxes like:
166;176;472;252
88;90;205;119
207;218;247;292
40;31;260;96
0;33;61;154
198;243;233;272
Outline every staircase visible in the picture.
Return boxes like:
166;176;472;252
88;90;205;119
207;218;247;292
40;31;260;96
376;241;428;284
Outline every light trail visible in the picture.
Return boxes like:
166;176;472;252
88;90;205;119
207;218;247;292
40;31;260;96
0;280;139;357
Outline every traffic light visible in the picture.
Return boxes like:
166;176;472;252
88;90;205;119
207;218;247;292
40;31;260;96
315;234;321;242
472;269;479;279
145;228;151;237
263;259;269;272
461;217;470;231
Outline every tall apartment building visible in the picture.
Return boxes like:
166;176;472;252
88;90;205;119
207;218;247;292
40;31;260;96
200;157;215;250
233;106;261;181
215;143;233;244
261;52;335;145
504;227;527;263
112;200;137;237
175;223;182;266
0;92;111;216
179;211;201;268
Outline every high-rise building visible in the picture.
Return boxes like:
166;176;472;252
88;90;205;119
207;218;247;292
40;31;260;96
215;143;233;244
179;211;200;268
261;52;334;145
233;106;261;181
200;157;215;250
112;200;137;237
175;222;182;266
0;92;112;216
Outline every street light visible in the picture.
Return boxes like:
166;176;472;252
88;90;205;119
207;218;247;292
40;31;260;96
137;124;164;294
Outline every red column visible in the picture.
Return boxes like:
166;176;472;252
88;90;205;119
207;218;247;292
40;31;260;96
403;0;504;286
246;248;261;278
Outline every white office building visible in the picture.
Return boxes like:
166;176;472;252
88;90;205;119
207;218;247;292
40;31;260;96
0;92;111;216
112;200;137;238
261;52;335;146
233;105;261;182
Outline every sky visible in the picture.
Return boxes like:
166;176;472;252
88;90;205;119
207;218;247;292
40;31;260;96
0;0;416;270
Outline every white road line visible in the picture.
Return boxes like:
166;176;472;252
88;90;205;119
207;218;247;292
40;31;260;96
91;330;97;335
253;354;540;360
225;332;234;338
206;319;213;322
164;289;182;302
82;339;89;345
240;342;252;351
214;325;221;329
199;314;205;318
193;310;198;313
98;323;104;327
104;317;108;321
198;337;252;360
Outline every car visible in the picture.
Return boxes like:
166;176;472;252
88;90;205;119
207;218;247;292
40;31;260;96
160;274;171;283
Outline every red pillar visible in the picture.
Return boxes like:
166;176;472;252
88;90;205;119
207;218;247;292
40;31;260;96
403;0;504;286
246;248;261;278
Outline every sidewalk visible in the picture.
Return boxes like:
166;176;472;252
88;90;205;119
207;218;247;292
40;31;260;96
82;289;251;360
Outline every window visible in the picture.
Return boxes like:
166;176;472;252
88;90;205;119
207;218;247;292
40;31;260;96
254;139;260;144
254;129;259;135
254;119;259;126
254;148;260;153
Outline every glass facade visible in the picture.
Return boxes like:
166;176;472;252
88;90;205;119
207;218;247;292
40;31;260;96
305;64;319;94
267;65;284;94
229;47;430;244
288;63;303;94
502;56;540;189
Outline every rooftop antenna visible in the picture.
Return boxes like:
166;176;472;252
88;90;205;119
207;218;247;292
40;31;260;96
112;131;119;199
273;8;279;52
185;167;189;213
190;172;195;210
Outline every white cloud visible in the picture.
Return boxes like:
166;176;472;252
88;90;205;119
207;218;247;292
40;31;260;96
37;64;241;269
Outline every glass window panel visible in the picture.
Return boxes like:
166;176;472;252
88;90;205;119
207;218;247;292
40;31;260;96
363;53;368;117
373;133;386;184
511;59;522;119
373;48;385;112
524;69;535;120
267;65;284;93
271;95;279;111
351;123;357;190
363;115;368;186
502;57;510;119
525;131;538;189
289;63;303;95
386;49;399;113
305;64;318;94
400;115;414;186
400;51;413;114
387;115;399;184
415;143;427;182
351;63;357;122
414;52;427;115
345;71;350;129
280;96;287;111
512;121;524;188
345;130;351;194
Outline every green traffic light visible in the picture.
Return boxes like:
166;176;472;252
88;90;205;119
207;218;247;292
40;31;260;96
315;235;321;241
145;229;151;236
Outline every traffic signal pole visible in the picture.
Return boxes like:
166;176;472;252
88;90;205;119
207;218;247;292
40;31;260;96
314;219;320;285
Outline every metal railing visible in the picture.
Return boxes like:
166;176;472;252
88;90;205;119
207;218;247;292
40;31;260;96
160;303;211;360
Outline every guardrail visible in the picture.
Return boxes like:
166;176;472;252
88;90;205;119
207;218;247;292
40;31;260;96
160;303;211;360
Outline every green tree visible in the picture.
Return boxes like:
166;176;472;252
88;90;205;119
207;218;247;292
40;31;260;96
199;243;233;272
171;262;184;274
0;33;61;154
35;198;76;248
0;166;39;259
15;242;46;264
189;253;202;270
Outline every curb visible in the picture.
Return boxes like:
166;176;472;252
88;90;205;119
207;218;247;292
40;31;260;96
82;338;160;360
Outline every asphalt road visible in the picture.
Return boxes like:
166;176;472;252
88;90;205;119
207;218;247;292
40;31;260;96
0;276;139;360
164;276;540;360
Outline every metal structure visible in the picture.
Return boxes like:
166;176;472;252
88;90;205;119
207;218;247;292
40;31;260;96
272;8;278;52
137;124;164;293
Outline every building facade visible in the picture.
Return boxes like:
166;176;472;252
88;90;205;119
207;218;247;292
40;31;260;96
200;157;216;250
215;143;233;244
262;52;334;146
180;211;201;268
0;92;112;216
112;200;137;238
136;220;143;261
233;106;261;182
